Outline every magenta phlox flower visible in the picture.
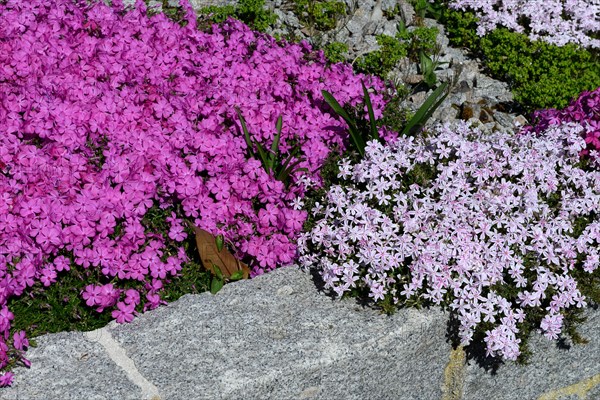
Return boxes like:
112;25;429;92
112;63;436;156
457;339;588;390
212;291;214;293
81;284;103;307
0;307;14;335
13;260;36;289
0;371;14;387
525;87;600;161
93;283;120;312
0;0;394;378
112;301;136;324
39;265;57;287
12;331;28;352
52;255;70;272
143;291;166;312
124;289;140;305
258;204;280;228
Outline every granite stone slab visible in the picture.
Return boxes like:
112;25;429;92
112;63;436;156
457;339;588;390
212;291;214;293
1;331;142;400
462;307;600;400
1;266;599;399
107;266;452;400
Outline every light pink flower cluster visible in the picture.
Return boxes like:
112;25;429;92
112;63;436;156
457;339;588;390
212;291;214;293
0;0;391;383
447;0;600;48
299;120;600;360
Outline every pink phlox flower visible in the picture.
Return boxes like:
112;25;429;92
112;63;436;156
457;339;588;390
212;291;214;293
258;204;280;228
0;371;14;387
39;265;57;287
53;255;71;272
12;330;29;351
124;289;140;306
111;301;136;324
81;284;103;307
540;313;564;340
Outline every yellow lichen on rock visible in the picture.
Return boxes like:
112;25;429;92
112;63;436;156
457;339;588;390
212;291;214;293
538;373;600;400
442;346;467;400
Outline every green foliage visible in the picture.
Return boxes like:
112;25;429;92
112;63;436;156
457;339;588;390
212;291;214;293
435;5;480;48
355;25;440;80
294;0;347;32
144;0;189;26
209;264;245;294
411;0;443;21
379;91;413;134
323;41;349;64
382;4;403;20
401;81;450;135
197;4;236;24
434;3;600;112
398;25;440;60
198;0;277;32
419;51;437;87
235;0;278;32
355;34;408;78
86;134;108;170
481;30;600;111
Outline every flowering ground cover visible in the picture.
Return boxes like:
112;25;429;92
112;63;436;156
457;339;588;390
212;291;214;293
445;0;600;49
0;0;394;384
525;87;600;158
299;120;600;361
0;0;599;389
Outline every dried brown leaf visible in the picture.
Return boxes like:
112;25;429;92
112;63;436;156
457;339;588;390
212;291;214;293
192;225;250;279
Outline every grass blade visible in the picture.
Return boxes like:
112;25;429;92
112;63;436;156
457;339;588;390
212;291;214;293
254;142;270;172
277;147;304;180
401;81;449;136
361;80;379;141
270;115;283;155
322;90;366;156
235;107;254;154
269;115;283;171
277;157;305;182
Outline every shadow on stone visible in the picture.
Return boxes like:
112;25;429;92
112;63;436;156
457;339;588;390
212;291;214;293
445;311;504;375
307;266;383;311
308;266;328;295
555;336;572;351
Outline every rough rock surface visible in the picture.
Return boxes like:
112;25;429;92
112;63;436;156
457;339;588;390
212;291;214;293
2;267;599;399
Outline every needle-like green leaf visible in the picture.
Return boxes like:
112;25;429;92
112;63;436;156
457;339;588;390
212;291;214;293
322;89;366;156
254;142;270;172
361;80;379;141
268;115;283;170
235;107;255;157
401;81;449;136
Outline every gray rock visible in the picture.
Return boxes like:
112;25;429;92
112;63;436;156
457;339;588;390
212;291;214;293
513;115;528;128
462;308;600;400
106;266;452;400
1;332;142;400
2;268;600;399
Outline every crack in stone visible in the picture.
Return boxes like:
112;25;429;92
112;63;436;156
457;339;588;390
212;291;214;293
84;328;162;400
